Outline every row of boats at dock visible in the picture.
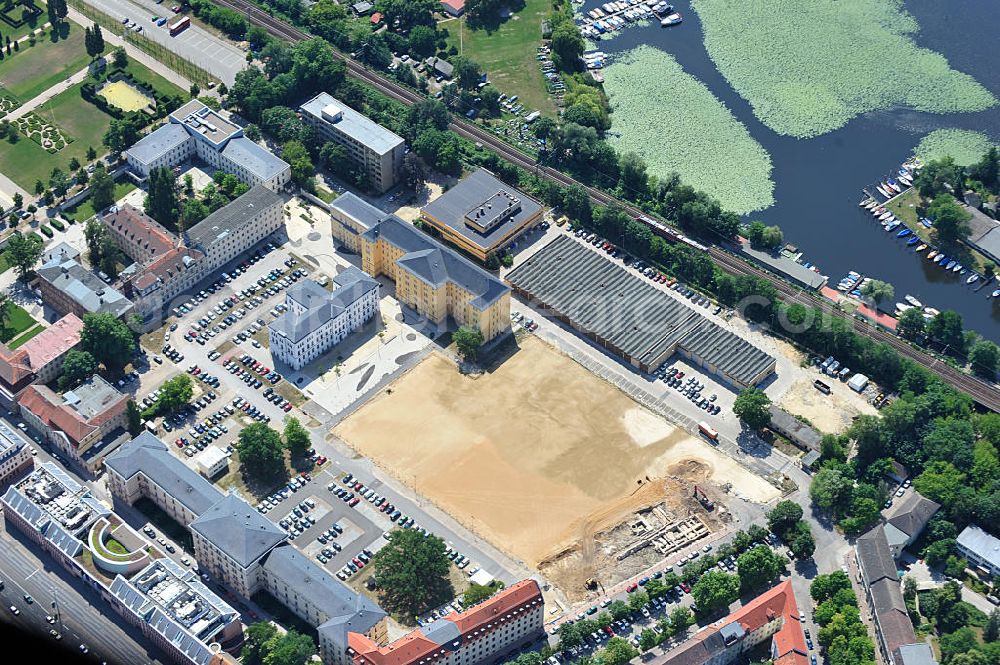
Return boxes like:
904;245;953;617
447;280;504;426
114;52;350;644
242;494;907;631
579;0;682;37
835;271;948;320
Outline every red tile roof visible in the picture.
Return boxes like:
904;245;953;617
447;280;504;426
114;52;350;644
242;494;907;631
18;380;127;446
440;0;464;12
371;11;383;23
0;314;82;388
349;580;542;665
105;205;176;258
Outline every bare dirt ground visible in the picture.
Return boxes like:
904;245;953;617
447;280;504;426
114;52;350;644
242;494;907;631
778;376;877;434
390;173;455;222
333;337;778;574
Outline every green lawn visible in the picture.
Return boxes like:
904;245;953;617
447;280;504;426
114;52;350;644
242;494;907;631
117;61;188;100
64;180;137;221
0;300;39;343
0;24;90;101
8;323;46;349
0;0;50;43
443;0;556;116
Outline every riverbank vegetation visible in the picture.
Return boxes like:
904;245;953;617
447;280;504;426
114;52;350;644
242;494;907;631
915;129;996;166
692;0;996;138
602;46;773;214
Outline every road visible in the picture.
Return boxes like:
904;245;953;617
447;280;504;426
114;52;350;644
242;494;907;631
207;0;1000;413
80;0;245;85
0;521;166;665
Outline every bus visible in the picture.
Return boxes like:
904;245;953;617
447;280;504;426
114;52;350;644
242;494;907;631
698;422;719;442
169;15;189;36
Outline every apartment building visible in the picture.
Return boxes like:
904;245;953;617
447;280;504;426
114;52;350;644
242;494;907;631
348;580;544;665
105;186;284;329
882;493;939;559
420;169;544;263
18;375;129;473
127;99;291;191
328;192;386;253
299;93;406;194
360;213;511;341
35;257;134;321
644;580;808;665
0;313;84;408
269;268;380;370
956;525;1000;578
0;419;33;487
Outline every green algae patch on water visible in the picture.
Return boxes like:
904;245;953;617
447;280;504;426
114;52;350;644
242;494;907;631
914;129;996;166
692;0;997;138
602;45;774;214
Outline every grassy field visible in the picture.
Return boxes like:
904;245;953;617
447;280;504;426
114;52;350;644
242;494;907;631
8;323;46;349
0;25;90;101
64;180;137;222
115;60;188;100
0;301;39;344
887;189;993;274
443;0;556;116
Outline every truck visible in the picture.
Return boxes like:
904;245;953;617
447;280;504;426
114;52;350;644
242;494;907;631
698;422;718;442
168;15;189;35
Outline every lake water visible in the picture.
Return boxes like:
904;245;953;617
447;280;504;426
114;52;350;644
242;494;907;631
588;0;1000;342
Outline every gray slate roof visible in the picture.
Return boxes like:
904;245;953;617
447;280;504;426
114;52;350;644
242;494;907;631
506;235;775;384
330;192;387;235
362;215;509;308
300;92;405;155
221;137;290;182
189;492;286;568
768;405;823;450
894;643;937;665
262;543;385;649
421;168;543;251
856;525;899;585
269;268;379;343
886;493;939;539
37;258;134;318
185;185;283;251
105;433;222;517
127;123;190;165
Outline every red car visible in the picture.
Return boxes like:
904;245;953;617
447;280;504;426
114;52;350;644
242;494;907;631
626;582;638;593
316;456;327;465
175;439;184;447
349;498;360;507
680;582;690;593
283;403;293;412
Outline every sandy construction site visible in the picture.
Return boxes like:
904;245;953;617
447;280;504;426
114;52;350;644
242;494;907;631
334;336;778;573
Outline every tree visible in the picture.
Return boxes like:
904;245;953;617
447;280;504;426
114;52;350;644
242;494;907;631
550;22;584;72
86;146;97;161
88;163;115;212
407;24;437;58
737;544;786;592
897;307;926;341
766;500;803;534
668;606;694;634
453;326;484;361
244;622;279;665
761;224;783;249
638;629;658;651
691;570;740;614
283;416;310;456
928;194;972;245
262;630;315;665
811;571;852;603
984;608;999;643
282;140;314;189
85;23;105;58
237;423;285;478
563;184;592;225
180;198;209;230
861;279;894;307
453;56;483;91
6;232;43;278
112;47;128;68
628;590;649;612
608;600;630;621
939;627;979;664
601;637;638;665
462;582;498;606
49;167;70;200
103;116;141;153
80;313;135;371
373;529;452;617
146;166;179;228
916;157;962;198
810;467;854;515
58;350;97;391
914;461;966;506
924;539;955;569
126;400;142;436
732;387;772;430
787;520;816;559
401;152;427;191
969;339;1000;379
152;375;193;416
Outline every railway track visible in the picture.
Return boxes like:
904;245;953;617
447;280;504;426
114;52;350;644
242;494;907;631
211;0;1000;412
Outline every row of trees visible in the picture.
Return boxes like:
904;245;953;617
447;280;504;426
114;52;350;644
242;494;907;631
809;571;876;665
236;418;312;479
243;621;315;665
765;500;816;560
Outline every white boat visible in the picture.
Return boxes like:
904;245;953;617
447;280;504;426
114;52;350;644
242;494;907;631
898;174;913;187
924;307;940;317
895;303;913;312
661;12;682;25
967;274;979;284
993;289;1000;298
876;185;891;198
952;263;963;273
879;211;894;221
904;295;922;308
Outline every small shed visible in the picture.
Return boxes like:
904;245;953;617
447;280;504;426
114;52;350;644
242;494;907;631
847;373;869;393
801;450;821;472
469;569;495;587
351;1;373;16
195;446;230;478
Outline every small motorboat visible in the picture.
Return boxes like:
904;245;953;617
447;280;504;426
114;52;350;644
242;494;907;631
945;260;957;270
936;255;949;264
927;250;938;259
879;211;894;221
860;198;875;208
895;302;913;312
898;174;913;187
968;274;980;284
915;244;928;252
993;289;1000;298
897;228;911;238
886;221;901;231
876;185;891;198
906;236;920;246
952;263;963;273
904;295;922;308
924;307;940;317
660;11;682;25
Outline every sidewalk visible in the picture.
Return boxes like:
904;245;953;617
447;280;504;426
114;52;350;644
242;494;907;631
5;66;91;121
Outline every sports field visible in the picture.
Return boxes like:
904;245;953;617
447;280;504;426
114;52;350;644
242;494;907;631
99;80;154;113
334;337;777;567
443;0;556;116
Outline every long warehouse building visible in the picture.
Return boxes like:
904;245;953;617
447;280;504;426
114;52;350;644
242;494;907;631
506;235;776;388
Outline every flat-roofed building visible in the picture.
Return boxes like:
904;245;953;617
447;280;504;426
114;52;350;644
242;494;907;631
127;99;291;191
348;580;542;665
507;235;776;387
0;314;84;406
956;525;1000;578
0;420;32;487
194;446;229;478
36;257;134;321
18;375;129;473
269;269;380;370
360;214;511;341
421;169;544;262
300;93;406;194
